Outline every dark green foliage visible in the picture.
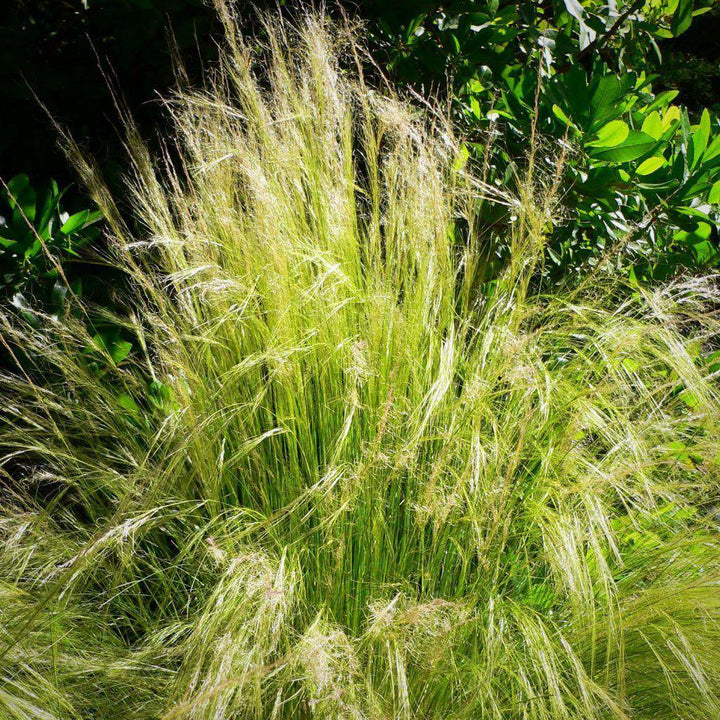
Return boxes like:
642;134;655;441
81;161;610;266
0;174;100;310
0;175;139;382
368;0;720;281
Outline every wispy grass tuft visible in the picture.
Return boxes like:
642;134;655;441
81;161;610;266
1;5;720;718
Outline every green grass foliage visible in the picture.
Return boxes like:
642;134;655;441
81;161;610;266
1;7;719;719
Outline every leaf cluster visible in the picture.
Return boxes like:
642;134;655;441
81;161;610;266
371;0;720;281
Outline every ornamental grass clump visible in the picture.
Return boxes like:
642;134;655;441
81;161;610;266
1;6;720;719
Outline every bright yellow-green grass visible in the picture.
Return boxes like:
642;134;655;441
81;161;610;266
1;6;720;719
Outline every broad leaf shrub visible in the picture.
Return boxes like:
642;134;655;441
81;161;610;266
0;175;135;375
372;0;720;281
0;175;101;309
2;9;720;719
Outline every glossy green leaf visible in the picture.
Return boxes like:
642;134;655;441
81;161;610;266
641;111;663;140
662;105;682;130
709;180;720;204
118;393;142;415
636;156;666;175
691;109;711;169
692;240;715;264
705;133;720;161
590;130;656;163
552;104;573;127
646;90;679;113
110;340;133;365
5;175;30;210
7;174;37;223
60;210;91;235
674;221;713;246
671;0;694;36
589;75;633;127
586;120;629;148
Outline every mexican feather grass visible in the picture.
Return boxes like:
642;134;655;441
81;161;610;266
2;6;720;718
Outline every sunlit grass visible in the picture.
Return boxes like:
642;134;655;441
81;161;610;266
1;5;719;718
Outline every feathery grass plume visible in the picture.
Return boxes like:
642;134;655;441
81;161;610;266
2;4;720;718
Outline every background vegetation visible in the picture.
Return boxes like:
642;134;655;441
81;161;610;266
3;0;720;313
